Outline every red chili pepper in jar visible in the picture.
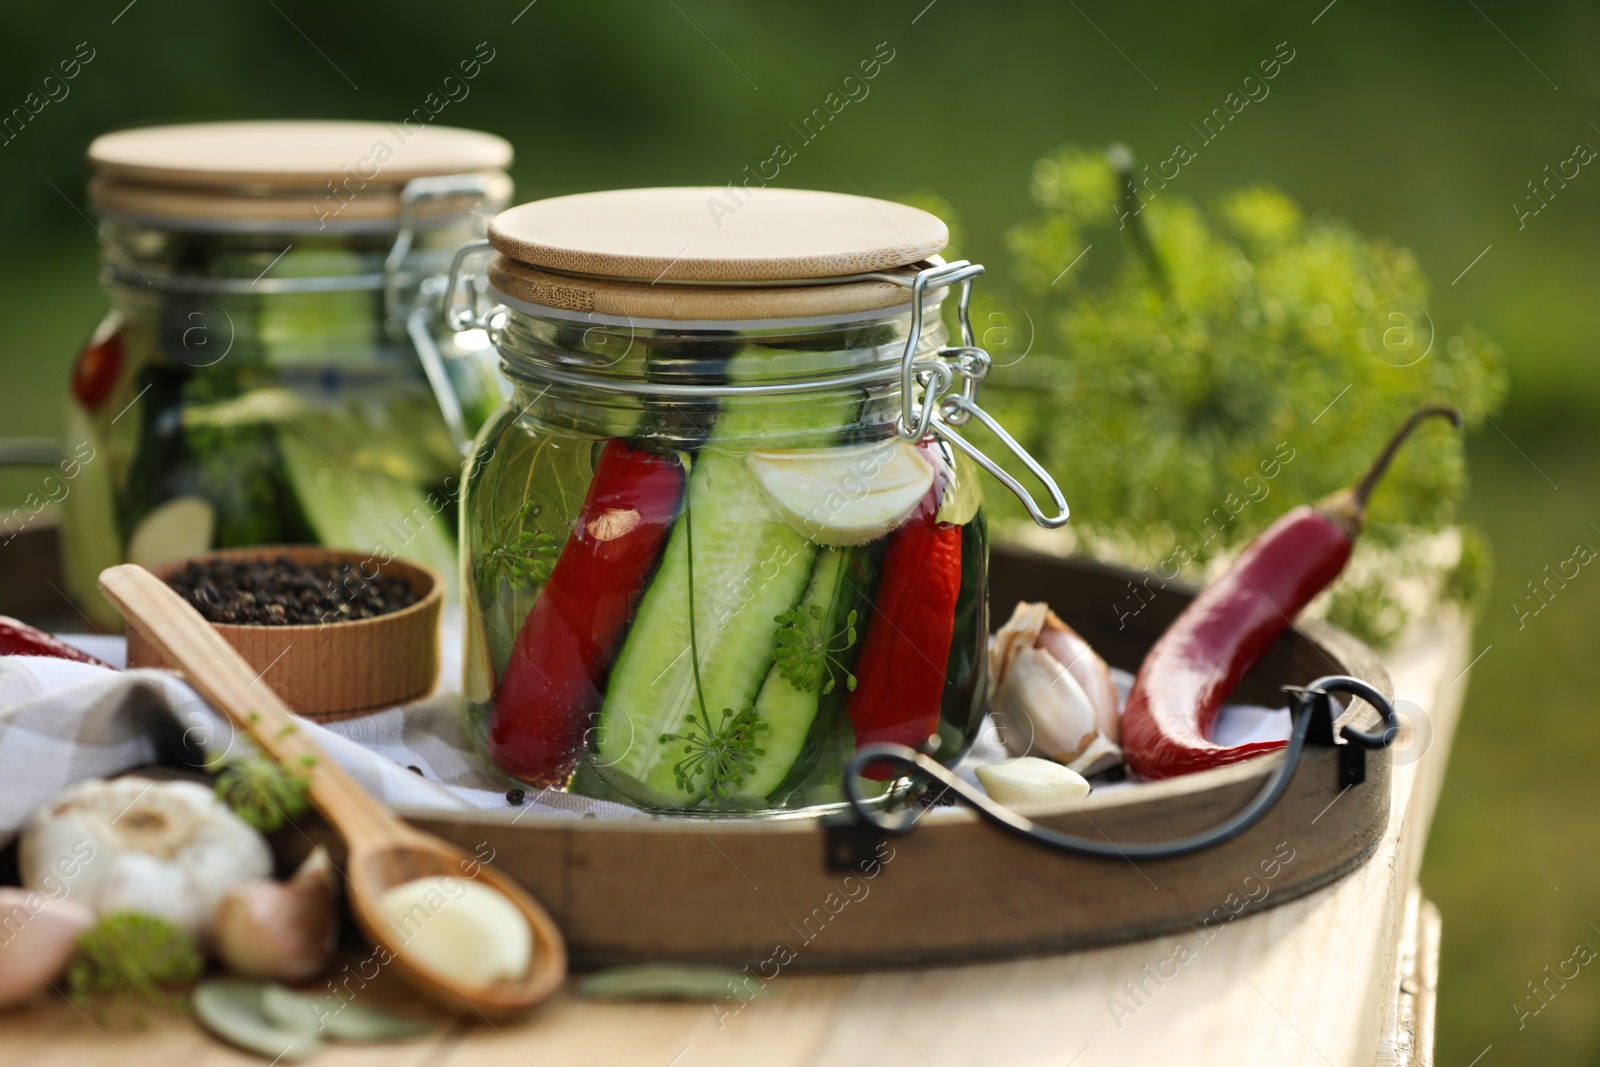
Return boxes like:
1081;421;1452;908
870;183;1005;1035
847;448;962;777
1121;405;1461;780
71;318;125;413
0;616;112;668
488;440;685;787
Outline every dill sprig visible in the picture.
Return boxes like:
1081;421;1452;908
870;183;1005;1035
67;913;204;1020
772;603;859;695
659;705;769;802
209;751;316;831
474;498;562;593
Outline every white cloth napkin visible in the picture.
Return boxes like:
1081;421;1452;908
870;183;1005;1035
0;638;643;847
2;631;1292;847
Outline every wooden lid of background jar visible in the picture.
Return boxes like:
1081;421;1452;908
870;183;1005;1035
87;120;512;231
485;186;948;321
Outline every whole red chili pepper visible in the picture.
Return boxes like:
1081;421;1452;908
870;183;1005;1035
1121;405;1461;780
847;454;962;777
71;321;124;413
0;616;112;668
488;440;684;786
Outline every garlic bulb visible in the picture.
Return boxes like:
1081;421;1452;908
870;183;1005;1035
19;777;272;946
989;602;1122;775
215;848;337;982
0;889;95;1009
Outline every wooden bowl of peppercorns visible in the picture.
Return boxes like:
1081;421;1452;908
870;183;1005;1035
124;545;443;720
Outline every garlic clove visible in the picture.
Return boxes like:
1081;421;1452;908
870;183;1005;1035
992;648;1100;761
990;601;1123;772
1067;733;1125;777
215;849;338;983
0;890;96;1010
377;876;532;989
988;601;1050;692
976;758;1091;808
1033;611;1120;744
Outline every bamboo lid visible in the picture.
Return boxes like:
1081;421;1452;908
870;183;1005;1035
486;187;947;320
488;255;921;322
88;120;512;230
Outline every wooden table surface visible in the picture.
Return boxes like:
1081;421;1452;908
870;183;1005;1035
0;612;1471;1067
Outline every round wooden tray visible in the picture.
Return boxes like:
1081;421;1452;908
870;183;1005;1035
386;546;1393;969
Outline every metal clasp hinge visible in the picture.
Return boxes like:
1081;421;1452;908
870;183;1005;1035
443;238;499;335
897;261;1070;530
384;175;496;331
385;177;498;457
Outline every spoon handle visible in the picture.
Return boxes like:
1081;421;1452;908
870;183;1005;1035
99;563;402;841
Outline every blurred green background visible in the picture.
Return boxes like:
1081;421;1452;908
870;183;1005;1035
2;0;1595;1059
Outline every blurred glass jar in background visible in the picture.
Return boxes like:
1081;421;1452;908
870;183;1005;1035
61;121;512;626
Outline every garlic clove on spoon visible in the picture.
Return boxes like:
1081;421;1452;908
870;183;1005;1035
989;602;1123;775
215;849;338;982
377;876;532;990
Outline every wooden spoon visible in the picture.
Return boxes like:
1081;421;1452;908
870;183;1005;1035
99;563;566;1018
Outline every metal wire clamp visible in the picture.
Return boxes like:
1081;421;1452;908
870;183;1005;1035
895;261;1069;529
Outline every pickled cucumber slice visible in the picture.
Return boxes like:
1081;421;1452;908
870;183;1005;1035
592;449;817;807
746;438;935;547
126;495;216;570
729;549;847;802
278;431;456;582
256;249;379;367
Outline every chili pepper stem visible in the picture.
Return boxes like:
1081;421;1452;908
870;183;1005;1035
1316;404;1463;539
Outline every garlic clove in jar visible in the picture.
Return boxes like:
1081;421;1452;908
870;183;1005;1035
0;890;96;1009
976;758;1091;808
215;849;338;982
989;602;1122;776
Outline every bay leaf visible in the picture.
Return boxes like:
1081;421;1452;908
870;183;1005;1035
261;982;434;1043
578;964;769;1002
194;979;321;1061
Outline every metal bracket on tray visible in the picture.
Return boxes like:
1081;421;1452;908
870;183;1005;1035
895;261;1071;530
829;675;1398;868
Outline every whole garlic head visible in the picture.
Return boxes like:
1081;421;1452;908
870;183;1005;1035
19;776;273;946
989;602;1123;775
